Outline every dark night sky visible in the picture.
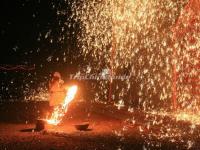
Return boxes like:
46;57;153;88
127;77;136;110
0;0;84;101
0;0;80;66
1;0;50;63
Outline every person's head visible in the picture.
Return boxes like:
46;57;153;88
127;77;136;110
52;72;61;80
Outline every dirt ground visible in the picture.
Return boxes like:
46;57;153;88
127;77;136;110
0;101;200;150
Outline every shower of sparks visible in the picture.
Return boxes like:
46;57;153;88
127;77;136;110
67;1;200;148
172;0;200;111
148;110;200;125
120;109;200;149
47;85;77;125
69;0;194;110
1;0;200;149
10;0;199;148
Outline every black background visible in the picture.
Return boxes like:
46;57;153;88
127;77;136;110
0;0;84;101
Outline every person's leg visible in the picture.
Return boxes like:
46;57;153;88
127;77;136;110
46;105;54;119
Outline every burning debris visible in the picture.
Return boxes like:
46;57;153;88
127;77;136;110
34;85;78;131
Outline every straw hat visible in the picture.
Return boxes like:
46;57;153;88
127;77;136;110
53;72;61;79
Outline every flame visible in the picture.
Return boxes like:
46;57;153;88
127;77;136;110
47;85;78;125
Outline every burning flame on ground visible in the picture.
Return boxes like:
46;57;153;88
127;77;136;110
47;85;78;125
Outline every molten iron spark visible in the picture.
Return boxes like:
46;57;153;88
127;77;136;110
47;85;78;125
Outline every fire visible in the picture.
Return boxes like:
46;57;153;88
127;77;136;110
47;85;78;125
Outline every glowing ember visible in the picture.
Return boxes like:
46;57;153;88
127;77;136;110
47;85;78;125
175;111;200;125
148;110;200;126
